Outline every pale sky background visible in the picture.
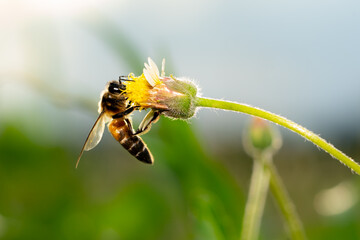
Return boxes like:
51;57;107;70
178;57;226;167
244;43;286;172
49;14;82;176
0;0;359;146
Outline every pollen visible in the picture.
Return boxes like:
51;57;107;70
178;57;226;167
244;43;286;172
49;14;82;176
124;73;153;107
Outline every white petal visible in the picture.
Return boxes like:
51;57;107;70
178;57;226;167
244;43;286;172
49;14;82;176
161;58;166;77
148;57;160;77
145;63;156;80
139;109;155;132
144;68;156;86
144;62;150;73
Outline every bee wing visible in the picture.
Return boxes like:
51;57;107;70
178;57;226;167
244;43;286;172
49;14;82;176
76;111;109;168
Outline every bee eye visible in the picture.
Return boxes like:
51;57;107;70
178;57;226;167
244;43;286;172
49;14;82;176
108;82;121;94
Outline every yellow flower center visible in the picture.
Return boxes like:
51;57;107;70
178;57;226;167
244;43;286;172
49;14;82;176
124;73;152;107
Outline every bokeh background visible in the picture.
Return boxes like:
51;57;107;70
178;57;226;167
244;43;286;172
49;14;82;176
1;0;360;239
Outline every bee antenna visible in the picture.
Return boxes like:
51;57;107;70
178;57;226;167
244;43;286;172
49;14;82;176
118;76;134;82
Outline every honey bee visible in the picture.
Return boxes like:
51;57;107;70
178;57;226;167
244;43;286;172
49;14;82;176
76;77;161;167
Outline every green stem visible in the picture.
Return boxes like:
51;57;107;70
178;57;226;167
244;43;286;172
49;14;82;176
266;161;307;240
195;97;360;175
240;155;270;240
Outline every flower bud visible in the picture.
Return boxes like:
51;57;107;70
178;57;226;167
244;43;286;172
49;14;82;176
243;117;282;156
152;76;198;119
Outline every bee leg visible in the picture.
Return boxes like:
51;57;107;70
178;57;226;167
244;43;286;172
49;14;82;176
125;102;140;110
135;110;161;136
112;106;137;119
124;118;135;134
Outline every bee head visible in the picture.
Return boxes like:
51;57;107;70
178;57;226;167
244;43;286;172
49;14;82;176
108;81;125;94
100;80;127;114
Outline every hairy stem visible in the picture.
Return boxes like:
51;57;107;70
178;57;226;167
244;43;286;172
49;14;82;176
240;155;270;240
266;161;307;240
195;97;360;175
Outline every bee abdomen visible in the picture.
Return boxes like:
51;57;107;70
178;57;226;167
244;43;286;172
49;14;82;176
121;136;154;164
109;119;154;164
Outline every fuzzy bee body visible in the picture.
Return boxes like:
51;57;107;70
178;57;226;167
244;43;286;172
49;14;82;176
76;78;159;167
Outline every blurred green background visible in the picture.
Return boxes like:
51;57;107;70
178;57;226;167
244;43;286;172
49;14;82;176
0;1;359;239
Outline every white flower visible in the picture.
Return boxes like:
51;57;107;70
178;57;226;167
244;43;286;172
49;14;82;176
124;57;198;119
143;57;160;87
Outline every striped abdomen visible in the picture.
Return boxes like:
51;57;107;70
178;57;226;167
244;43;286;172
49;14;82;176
108;118;154;164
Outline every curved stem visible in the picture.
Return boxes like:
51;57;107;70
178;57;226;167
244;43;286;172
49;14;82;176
195;97;360;175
